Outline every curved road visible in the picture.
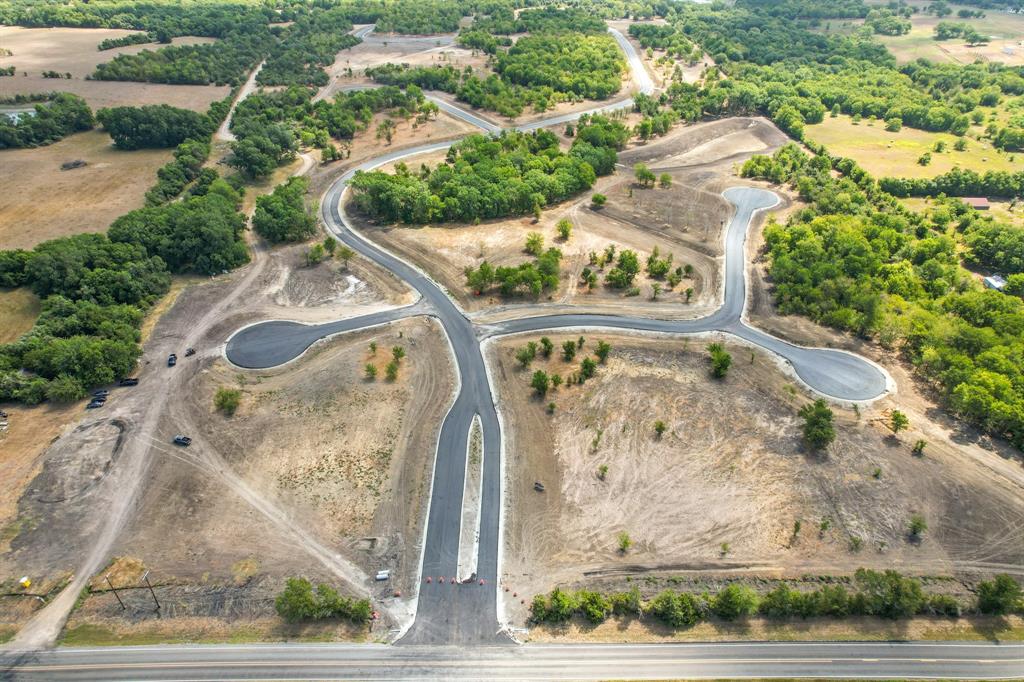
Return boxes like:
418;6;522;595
224;28;890;647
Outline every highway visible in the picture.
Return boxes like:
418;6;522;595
2;642;1021;680
222;27;893;648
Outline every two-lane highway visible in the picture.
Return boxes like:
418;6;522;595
3;642;1021;680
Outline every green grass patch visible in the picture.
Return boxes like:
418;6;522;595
805;114;1019;179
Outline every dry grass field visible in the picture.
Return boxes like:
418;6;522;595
805;114;1019;179
0;288;40;343
0;27;229;111
495;333;1024;625
875;6;1024;65
0;130;173;249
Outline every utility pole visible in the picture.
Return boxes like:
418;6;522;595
104;574;125;611
141;570;160;614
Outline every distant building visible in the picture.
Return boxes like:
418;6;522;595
963;197;990;210
984;275;1007;291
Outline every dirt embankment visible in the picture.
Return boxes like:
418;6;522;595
493;333;1024;627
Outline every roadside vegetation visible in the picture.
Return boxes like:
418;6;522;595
530;571;1023;627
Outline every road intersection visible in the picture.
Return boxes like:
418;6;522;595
7;25;993;682
224;28;892;646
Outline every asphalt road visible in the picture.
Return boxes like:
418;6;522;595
220;28;891;649
2;642;1021;680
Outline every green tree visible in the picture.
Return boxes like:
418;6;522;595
633;162;655;187
977;575;1023;615
706;342;731;378
798;399;835;450
909;513;928;538
649;590;702;627
45;374;87;402
253;177;316;243
392;346;405;362
214;387;241;416
890;410;909;434
562;340;577;361
539;336;554;358
595;340;611;363
654;420;667;438
385;359;399;381
275;577;317;622
556;218;573;241
365;363;377;380
712;584;758;620
525;231;545;256
659;172;672;188
336;245;355;268
531;369;550;395
591;193;607;208
617;531;632;553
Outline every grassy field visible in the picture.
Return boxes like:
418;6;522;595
0;130;173;250
0;27;228;111
805;114;1019;179
0;288;40;344
873;4;1024;65
902;196;1024;228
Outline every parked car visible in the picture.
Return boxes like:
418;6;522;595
93;390;109;398
167;353;177;367
86;400;104;410
185;347;196;357
90;395;106;404
534;481;545;492
172;435;192;446
119;378;139;386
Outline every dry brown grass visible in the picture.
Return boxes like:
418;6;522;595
875;7;1024;66
0;288;40;343
495;333;1024;626
0;130;172;249
0;27;228;111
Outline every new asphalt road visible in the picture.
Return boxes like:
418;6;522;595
223;28;892;648
3;642;1021;680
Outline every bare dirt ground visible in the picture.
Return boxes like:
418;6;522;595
0;130;172;249
0;229;447;640
0;27;228;111
359;117;787;321
607;19;707;88
493;333;1024;627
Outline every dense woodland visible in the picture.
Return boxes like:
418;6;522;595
349;127;606;224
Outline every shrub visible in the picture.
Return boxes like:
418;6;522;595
712;584;758;620
214;387;241;415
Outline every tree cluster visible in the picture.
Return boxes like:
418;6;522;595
349;130;601;224
529;570;1019;627
253;176;317;243
0;93;93;149
97;104;214;150
375;0;464;34
274;577;373;624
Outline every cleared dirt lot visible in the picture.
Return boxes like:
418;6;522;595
0;27;228;111
360;117;787;320
0;130;173;249
494;333;1024;625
